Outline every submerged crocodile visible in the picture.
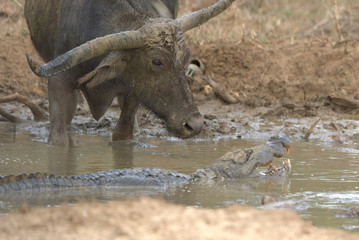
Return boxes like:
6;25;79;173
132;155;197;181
0;136;291;192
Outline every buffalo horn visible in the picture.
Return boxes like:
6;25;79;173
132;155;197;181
26;31;144;77
178;0;236;33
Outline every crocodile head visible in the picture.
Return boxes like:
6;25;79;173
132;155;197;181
191;136;292;181
242;136;292;177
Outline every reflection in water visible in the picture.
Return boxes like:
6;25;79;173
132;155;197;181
0;123;16;143
110;141;134;169
45;141;136;175
168;177;291;209
47;146;79;176
1;122;359;231
46;140;137;174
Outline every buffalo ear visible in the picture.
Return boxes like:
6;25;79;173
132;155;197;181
78;51;127;88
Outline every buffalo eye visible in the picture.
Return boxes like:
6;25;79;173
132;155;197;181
152;59;163;67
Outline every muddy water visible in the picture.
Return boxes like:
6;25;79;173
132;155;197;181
0;122;359;231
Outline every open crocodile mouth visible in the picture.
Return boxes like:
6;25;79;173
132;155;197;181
259;159;291;177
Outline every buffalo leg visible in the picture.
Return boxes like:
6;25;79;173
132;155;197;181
113;95;139;141
48;74;78;146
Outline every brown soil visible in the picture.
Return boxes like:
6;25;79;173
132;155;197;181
1;0;359;239
190;40;359;105
0;1;46;97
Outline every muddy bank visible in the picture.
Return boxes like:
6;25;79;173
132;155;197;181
2;97;359;145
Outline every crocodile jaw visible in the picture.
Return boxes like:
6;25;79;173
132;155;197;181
260;159;291;177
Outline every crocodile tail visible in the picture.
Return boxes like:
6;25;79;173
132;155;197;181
0;173;94;192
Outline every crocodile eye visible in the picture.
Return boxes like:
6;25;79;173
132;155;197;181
152;59;163;67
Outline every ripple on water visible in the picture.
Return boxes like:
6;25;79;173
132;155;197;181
342;225;359;231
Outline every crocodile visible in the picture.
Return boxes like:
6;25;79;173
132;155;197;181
0;136;291;192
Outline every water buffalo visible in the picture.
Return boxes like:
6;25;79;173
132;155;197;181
25;0;236;146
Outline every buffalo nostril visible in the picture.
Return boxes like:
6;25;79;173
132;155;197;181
183;122;193;132
183;112;204;136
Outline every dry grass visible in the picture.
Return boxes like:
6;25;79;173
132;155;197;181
179;0;359;44
0;0;26;36
1;0;358;42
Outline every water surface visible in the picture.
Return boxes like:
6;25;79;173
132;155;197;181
1;122;359;231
